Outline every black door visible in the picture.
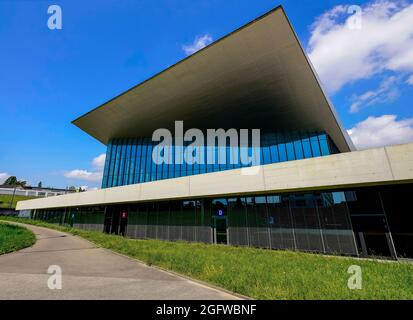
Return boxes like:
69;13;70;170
105;206;128;236
213;217;228;244
351;215;395;258
347;190;396;258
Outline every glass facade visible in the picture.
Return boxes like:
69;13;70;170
32;184;413;258
102;131;338;188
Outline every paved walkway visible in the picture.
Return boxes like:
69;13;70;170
0;223;239;300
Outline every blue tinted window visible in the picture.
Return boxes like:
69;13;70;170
162;145;169;179
134;141;142;183
168;145;175;178
129;139;136;184
294;140;304;160
262;146;271;165
110;143;118;177
302;136;312;159
102;131;337;188
113;143;121;186
140;144;147;183
285;141;295;161
319;134;330;156
146;143;153;182
310;135;321;157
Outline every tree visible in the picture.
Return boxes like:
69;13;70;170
37;181;42;188
3;176;17;185
3;176;27;187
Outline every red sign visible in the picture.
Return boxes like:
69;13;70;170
122;212;127;219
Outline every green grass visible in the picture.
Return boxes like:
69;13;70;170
0;194;35;209
1;217;412;300
0;222;36;254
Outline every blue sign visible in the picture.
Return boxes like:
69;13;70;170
218;209;224;216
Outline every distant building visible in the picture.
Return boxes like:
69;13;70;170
0;185;75;198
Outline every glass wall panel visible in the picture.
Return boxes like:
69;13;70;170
157;201;170;240
169;200;182;241
146;142;153;182
267;195;295;250
228;197;248;246
118;141;126;186
302;135;313;159
346;190;383;215
126;205;139;238
103;131;337;188
182;201;196;242
146;202;157;239
317;192;357;255
285;137;296;161
134;141;142;184
139;143;147;183
246;196;270;248
136;203;148;238
319;134;330;156
310;135;321;157
278;140;287;162
194;200;211;243
381;185;413;258
290;194;324;252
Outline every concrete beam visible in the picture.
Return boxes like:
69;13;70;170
16;143;413;210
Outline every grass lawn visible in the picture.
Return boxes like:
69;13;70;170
1;217;412;300
0;222;36;254
0;194;35;209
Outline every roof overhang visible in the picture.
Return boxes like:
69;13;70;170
72;6;354;152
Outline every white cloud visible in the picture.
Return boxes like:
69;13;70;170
64;153;105;183
64;169;102;182
308;1;413;94
350;76;400;112
0;173;10;184
407;74;413;85
92;153;106;169
347;114;413;149
182;34;213;56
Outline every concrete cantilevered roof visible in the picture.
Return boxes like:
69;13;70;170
72;6;354;152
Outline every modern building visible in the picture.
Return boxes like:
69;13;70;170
17;6;413;259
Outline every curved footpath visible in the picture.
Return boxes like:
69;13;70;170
0;223;240;300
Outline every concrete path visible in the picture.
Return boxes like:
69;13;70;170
0;223;240;300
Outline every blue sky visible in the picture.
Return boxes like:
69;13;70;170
1;0;412;189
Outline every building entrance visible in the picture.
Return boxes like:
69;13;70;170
347;190;396;258
213;216;228;244
104;206;128;236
